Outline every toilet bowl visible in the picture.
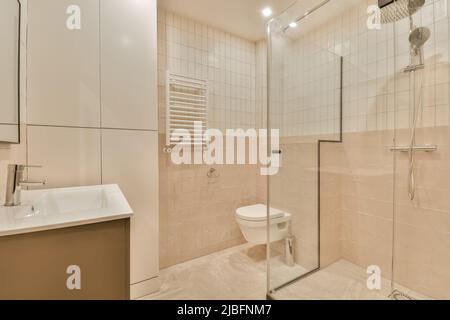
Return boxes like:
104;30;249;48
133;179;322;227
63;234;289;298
235;204;291;245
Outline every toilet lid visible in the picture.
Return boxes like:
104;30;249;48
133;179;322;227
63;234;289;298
236;204;284;222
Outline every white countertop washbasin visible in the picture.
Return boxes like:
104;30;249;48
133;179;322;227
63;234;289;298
0;184;133;237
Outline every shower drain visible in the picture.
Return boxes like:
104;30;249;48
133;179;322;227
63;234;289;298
389;290;415;300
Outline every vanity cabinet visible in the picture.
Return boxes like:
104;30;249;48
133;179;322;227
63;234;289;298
0;219;130;300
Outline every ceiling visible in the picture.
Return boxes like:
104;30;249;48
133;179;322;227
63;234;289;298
158;0;365;41
280;0;363;38
157;0;297;41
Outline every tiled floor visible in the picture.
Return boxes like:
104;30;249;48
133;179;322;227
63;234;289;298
141;243;268;300
142;244;432;300
271;260;432;300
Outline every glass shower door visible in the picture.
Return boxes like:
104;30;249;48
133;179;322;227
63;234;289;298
391;0;450;300
267;0;399;300
266;0;343;294
268;0;450;301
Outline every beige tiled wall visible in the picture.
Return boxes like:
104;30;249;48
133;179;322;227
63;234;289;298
255;40;267;130
328;127;450;299
271;0;449;136
157;10;264;268
393;126;450;298
337;130;395;279
320;143;342;267
255;40;268;204
277;127;450;299
269;137;319;270
159;134;262;268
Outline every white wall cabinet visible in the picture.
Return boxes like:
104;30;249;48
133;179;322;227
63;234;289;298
27;0;101;127
101;130;159;296
27;126;101;188
101;0;158;131
100;0;159;298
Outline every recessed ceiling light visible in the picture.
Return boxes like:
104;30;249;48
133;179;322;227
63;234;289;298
262;7;273;17
289;22;298;28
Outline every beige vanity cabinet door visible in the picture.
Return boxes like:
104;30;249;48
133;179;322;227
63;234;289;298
0;219;130;300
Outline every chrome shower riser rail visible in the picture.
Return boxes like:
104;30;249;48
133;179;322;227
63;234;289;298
404;64;424;73
389;145;438;152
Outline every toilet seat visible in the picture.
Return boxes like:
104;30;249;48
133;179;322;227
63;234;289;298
235;204;284;222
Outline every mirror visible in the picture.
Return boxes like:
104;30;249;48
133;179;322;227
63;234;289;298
0;0;21;143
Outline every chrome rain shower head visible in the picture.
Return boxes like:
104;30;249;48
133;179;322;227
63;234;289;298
379;0;425;24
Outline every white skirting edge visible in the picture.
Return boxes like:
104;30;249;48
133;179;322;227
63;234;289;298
130;277;161;300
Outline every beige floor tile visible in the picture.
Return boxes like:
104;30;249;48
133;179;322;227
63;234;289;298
141;245;433;301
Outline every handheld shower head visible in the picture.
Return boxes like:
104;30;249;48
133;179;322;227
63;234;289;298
409;26;431;50
379;0;425;24
378;0;430;70
406;26;430;68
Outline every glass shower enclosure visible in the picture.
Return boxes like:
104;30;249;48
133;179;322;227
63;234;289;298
267;0;450;300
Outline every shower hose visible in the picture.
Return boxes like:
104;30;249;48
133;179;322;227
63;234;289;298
408;68;423;200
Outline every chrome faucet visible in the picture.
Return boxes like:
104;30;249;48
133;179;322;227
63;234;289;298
4;164;46;207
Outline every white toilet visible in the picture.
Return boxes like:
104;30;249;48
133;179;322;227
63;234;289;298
235;204;291;245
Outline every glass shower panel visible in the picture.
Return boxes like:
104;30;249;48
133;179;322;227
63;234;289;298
392;0;450;300
267;0;343;293
268;0;399;299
